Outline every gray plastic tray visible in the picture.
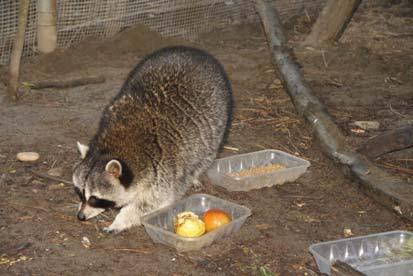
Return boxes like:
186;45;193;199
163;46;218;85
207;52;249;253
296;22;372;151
206;149;310;191
309;230;413;275
141;193;251;252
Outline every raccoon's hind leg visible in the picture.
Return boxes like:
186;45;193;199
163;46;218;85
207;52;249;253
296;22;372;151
191;178;202;191
189;153;217;191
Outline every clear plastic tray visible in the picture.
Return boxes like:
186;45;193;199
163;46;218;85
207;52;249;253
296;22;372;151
206;149;310;191
309;230;413;275
141;193;251;252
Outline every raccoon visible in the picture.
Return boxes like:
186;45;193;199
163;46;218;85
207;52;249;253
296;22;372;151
72;46;233;233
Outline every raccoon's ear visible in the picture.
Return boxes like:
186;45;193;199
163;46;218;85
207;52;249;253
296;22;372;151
77;141;89;159
105;160;122;178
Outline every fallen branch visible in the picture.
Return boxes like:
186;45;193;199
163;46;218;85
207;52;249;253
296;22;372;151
31;169;73;185
25;75;106;89
358;125;413;158
255;0;413;222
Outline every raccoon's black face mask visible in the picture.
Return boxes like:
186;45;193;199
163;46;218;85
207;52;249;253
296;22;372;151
74;187;116;209
74;185;116;221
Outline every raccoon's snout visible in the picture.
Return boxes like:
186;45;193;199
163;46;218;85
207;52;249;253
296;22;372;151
77;202;106;221
77;211;86;221
77;203;87;221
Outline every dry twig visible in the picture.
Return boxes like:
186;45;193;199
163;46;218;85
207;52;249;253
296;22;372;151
113;248;149;254
377;162;413;176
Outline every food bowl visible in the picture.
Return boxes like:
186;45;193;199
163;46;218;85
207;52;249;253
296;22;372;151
141;193;251;252
309;230;413;275
206;149;310;191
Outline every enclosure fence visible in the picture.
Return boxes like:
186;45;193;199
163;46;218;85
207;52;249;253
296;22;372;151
0;0;327;65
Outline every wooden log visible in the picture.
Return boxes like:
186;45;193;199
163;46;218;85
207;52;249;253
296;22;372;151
7;0;31;101
304;0;361;46
331;261;365;276
255;0;413;222
358;126;413;159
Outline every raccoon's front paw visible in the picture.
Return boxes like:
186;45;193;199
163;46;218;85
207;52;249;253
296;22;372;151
102;220;131;234
102;225;122;235
102;204;142;234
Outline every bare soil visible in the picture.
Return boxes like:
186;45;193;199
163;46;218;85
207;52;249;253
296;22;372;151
0;3;412;275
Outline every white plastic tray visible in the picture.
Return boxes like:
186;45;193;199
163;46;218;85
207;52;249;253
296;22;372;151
309;230;413;275
207;149;310;191
141;193;251;252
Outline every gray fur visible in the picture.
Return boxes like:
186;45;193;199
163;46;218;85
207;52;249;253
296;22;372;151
72;46;233;233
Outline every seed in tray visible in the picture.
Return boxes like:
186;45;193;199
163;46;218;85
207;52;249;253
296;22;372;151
227;163;286;177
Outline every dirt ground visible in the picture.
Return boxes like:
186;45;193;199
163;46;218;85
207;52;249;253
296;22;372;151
0;2;412;275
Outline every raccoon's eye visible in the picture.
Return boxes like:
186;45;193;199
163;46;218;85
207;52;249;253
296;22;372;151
74;187;85;202
88;196;116;209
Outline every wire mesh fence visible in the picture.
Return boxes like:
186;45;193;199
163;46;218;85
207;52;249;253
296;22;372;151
0;0;326;65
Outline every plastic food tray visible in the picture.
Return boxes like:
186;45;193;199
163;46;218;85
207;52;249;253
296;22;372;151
206;149;310;191
309;230;413;275
141;193;251;252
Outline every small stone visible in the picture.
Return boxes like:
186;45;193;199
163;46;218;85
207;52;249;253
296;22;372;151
48;183;65;190
16;152;39;162
47;167;63;177
273;78;282;85
81;236;91;248
343;227;354;237
353;121;380;130
255;224;272;230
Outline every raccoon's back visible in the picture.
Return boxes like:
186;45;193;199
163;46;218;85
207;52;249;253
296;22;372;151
123;46;231;112
92;46;232;172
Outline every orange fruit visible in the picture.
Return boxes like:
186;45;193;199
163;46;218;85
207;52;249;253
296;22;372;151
203;209;231;232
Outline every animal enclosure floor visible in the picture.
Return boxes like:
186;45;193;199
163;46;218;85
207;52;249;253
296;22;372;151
0;3;412;275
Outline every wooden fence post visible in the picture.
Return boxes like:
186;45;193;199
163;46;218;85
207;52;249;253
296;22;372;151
37;0;57;53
